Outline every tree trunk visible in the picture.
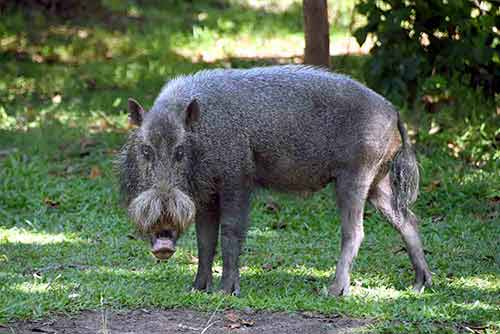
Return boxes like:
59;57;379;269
303;0;330;68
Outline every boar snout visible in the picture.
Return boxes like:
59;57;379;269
151;230;176;260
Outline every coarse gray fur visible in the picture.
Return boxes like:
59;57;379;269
117;65;432;296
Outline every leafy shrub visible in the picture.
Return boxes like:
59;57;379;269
354;0;500;104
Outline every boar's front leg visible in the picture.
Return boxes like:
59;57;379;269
193;205;220;292
219;188;251;296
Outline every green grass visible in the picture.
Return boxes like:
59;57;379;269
1;1;499;333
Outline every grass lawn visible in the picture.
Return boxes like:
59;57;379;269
1;1;499;333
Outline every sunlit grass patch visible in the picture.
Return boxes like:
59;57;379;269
173;33;306;63
14;281;60;294
450;275;500;293
0;227;80;245
352;286;406;300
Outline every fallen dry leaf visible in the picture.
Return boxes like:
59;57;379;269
241;319;255;327
224;311;254;330
302;311;321;319
89;166;102;179
43;197;60;208
226;323;240;329
32;53;44;63
271;220;288;230
224;311;240;323
262;263;274;271
224;311;255;329
265;197;281;214
80;138;97;151
425;179;441;192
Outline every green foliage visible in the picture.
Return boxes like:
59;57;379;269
421;75;449;97
415;77;499;166
354;0;500;104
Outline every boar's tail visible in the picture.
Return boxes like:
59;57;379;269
390;113;419;216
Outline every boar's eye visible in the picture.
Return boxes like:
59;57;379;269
174;146;184;162
141;145;154;161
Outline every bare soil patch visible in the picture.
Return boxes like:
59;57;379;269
3;309;369;334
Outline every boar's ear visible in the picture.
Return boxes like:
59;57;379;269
184;99;200;129
128;98;145;127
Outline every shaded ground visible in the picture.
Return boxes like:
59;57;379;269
3;309;369;334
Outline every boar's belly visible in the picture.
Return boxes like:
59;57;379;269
253;151;333;192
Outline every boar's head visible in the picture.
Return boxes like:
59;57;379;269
117;97;200;260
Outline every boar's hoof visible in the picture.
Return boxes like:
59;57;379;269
413;269;432;293
192;274;213;292
221;276;240;297
328;279;350;297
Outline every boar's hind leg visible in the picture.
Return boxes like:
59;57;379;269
219;189;251;296
369;174;432;292
193;205;220;292
329;171;372;297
